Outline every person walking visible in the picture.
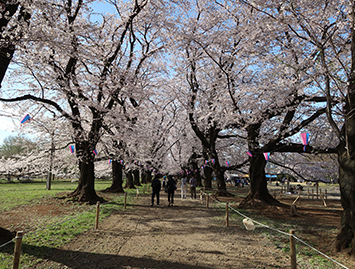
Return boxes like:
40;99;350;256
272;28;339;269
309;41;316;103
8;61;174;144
151;176;161;207
162;176;166;189
166;175;176;206
189;175;197;199
181;176;187;199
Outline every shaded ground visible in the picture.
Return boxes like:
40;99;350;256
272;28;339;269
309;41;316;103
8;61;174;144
31;193;290;269
1;183;355;268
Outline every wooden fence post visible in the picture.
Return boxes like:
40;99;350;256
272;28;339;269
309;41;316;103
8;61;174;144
312;189;314;200
200;190;203;203
321;194;327;207
206;195;209;209
95;201;100;230
290;230;296;269
292;191;300;205
226;203;229;227
316;184;319;199
143;185;145;194
124;192;127;209
12;231;23;269
307;188;310;199
325;189;327;200
136;188;139;199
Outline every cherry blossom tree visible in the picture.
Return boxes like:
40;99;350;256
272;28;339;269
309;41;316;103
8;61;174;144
279;0;355;258
0;0;162;203
222;0;355;256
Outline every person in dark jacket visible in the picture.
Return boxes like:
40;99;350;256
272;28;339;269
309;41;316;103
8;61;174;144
166;175;176;206
151;176;161;207
189;175;197;199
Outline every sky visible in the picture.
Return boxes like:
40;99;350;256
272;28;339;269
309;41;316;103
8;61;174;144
0;104;21;144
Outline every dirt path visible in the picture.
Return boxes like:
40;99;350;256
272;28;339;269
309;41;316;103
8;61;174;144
33;191;290;269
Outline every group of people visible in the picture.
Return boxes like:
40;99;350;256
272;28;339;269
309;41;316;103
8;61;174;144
151;174;197;207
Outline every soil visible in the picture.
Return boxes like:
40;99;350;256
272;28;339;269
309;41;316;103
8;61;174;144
1;184;355;269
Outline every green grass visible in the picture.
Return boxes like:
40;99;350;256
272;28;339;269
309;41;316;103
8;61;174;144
0;178;142;268
0;178;113;211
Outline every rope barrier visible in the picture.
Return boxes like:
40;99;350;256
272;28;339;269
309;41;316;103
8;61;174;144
0;188;349;269
293;235;348;269
201;190;349;269
0;238;14;249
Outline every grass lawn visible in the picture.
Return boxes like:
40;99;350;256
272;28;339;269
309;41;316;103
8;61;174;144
0;178;141;268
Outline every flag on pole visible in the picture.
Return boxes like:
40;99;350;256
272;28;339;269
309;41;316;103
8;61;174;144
108;159;112;164
300;133;310;151
69;145;75;154
264;152;270;162
93;149;98;155
247;151;253;157
20;114;31;124
225;161;229;167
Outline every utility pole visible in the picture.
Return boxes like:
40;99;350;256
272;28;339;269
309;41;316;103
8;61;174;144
46;130;55;190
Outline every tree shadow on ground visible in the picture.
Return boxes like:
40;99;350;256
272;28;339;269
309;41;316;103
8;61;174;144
1;243;214;269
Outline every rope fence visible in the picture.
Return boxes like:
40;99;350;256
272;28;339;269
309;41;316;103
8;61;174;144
0;185;350;269
201;190;349;269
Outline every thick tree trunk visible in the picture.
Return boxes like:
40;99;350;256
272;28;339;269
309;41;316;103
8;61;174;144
203;166;213;189
140;169;151;184
239;154;283;208
124;171;136;189
133;169;141;186
213;162;230;196
335;143;355;257
69;161;104;204
0;2;19;86
333;7;355;256
0;47;14;86
104;160;124;193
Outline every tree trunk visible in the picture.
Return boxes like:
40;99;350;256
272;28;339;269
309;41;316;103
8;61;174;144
0;47;14;87
212;161;229;196
335;142;355;257
203;166;213;189
0;2;19;86
69;161;103;204
239;154;283;208
133;169;141;186
124;171;136;189
104;160;124;193
334;6;355;257
140;168;151;184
